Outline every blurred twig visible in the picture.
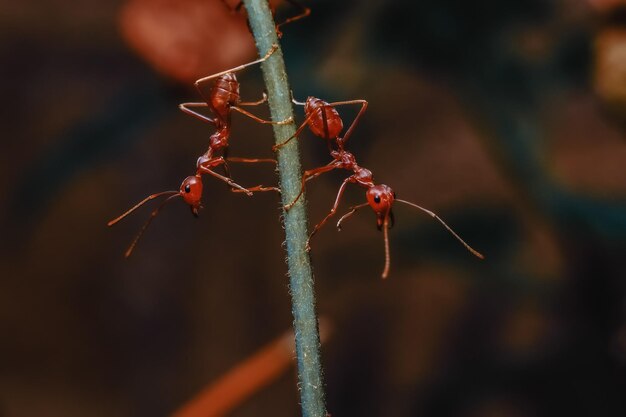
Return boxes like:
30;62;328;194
172;319;332;417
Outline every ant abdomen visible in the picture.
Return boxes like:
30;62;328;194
305;97;343;139
210;73;241;122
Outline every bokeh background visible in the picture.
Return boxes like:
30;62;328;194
2;0;626;416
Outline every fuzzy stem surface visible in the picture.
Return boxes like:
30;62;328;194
241;1;327;416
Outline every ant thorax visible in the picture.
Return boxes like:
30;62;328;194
196;154;222;169
331;149;358;168
354;167;374;185
209;128;229;150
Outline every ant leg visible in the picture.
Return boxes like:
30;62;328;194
222;147;232;179
238;92;268;106
284;163;338;211
306;177;353;251
194;44;278;102
238;93;292;124
231;185;280;193
325;100;368;146
221;159;233;190
336;203;369;231
179;102;218;125
275;0;311;38
290;90;307;106
272;110;318;151
230;106;293;125
197;166;254;196
321;103;330;140
226;157;277;164
224;157;278;191
226;156;280;193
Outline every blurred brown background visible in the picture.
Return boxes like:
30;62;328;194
2;0;626;416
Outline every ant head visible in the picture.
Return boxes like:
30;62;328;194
366;184;395;228
180;175;203;216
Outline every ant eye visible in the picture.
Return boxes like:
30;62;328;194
374;195;381;204
185;184;191;193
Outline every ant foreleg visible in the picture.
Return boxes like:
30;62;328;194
233;87;289;125
230;106;293;125
223;157;277;189
221;158;233;191
179;103;218;125
284;162;338;211
226;157;277;164
336;203;368;231
197;166;253;196
238;92;268;106
272;110;318;151
306;177;353;251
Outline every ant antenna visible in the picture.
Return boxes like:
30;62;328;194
396;199;484;259
107;191;179;226
382;214;391;279
123;194;181;258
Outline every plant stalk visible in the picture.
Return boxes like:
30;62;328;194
241;1;327;416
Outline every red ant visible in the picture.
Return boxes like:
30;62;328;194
177;43;288;193
179;43;290;155
274;95;483;278
109;46;285;257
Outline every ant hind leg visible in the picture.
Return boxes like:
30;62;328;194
231;106;293;125
275;0;311;38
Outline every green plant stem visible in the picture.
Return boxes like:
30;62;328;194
241;1;327;416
